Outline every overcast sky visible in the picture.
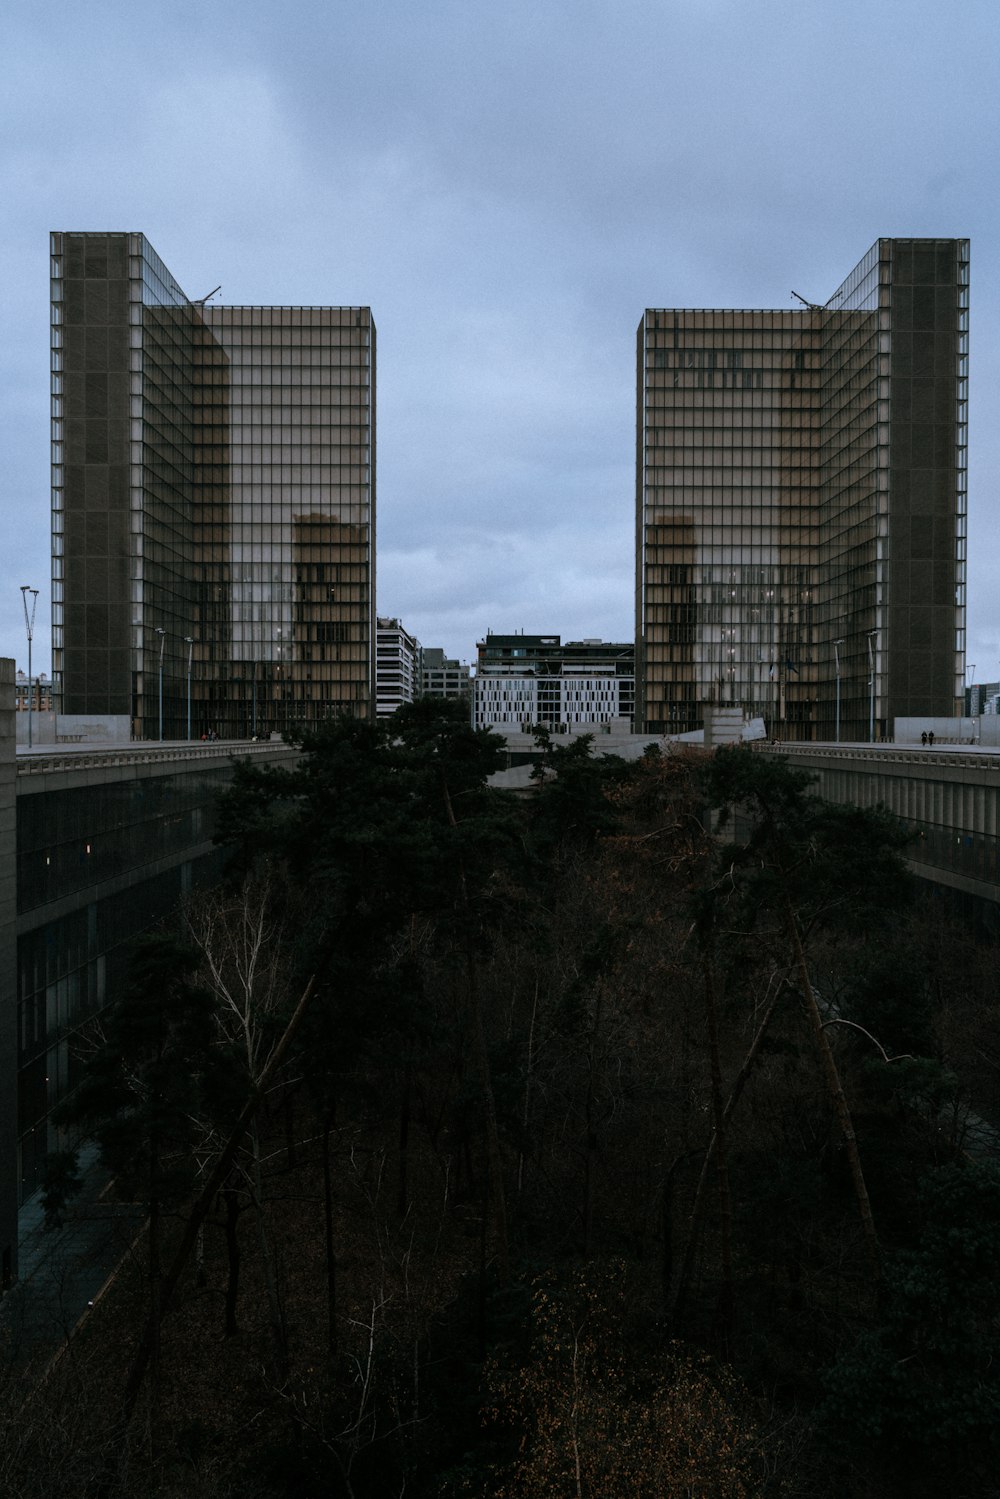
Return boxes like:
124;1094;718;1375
3;0;999;679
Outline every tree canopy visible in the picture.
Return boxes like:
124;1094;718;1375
25;728;1000;1499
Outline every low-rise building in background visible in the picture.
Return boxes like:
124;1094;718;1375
14;673;54;715
375;617;421;718
474;632;634;733
420;647;472;706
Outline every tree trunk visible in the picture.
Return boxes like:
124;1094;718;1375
785;897;881;1285
701;953;734;1349
517;978;539;1201
116;961;327;1436
283;1088;297;1169
467;946;511;1282
440;770;510;1283
322;1104;338;1361
222;1183;241;1337
250;1119;289;1380
673;978;784;1323
147;1109;163;1430
397;1053;411;1221
148;1187;161;1421
582;987;603;1259
661;1153;685;1312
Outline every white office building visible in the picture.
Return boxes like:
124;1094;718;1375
473;634;634;733
376;618;421;718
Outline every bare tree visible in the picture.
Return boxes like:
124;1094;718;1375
184;876;294;1361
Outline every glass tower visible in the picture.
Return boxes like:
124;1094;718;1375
636;239;968;741
51;232;375;738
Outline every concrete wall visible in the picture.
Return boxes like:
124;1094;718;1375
16;714;132;747
703;709;760;747
895;716;986;745
761;740;1000;908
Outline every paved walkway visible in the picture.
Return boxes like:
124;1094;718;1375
1;1146;142;1373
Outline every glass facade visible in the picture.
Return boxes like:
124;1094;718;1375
16;765;228;1198
197;306;375;735
51;233;375;738
636;239;968;741
14;745;297;1201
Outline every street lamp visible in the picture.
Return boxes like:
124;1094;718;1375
866;630;878;744
834;638;845;744
183;636;194;741
20;585;39;749
155;627;166;741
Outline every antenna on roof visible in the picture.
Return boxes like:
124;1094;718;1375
791;289;826;311
190;285;222;306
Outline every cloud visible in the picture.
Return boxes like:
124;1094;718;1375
2;0;1000;683
379;521;633;662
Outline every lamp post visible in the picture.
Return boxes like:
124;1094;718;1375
866;630;877;743
834;638;845;744
184;636;194;741
20;585;39;749
155;627;166;741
